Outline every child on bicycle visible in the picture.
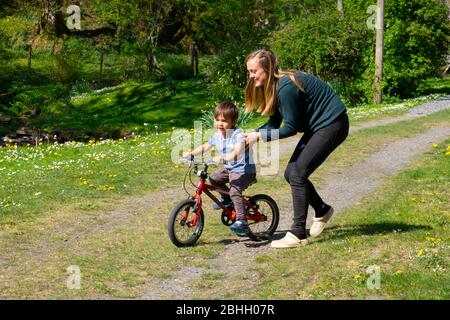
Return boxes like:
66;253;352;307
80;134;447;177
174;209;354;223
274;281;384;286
183;101;256;234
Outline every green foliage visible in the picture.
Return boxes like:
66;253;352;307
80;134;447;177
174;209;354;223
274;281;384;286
161;54;193;80
383;0;450;98
267;3;370;105
0;15;34;51
70;80;93;97
196;0;264;51
51;51;80;83
268;4;369;80
267;0;450;103
1;0;448;119
207;44;254;101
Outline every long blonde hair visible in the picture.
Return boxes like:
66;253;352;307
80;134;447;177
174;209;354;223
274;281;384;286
244;49;304;116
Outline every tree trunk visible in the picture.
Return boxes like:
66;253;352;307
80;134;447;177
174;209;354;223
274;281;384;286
27;44;32;69
146;50;165;77
374;0;384;104
100;50;104;75
337;0;344;14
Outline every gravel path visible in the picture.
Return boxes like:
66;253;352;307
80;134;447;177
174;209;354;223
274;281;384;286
141;97;450;300
409;95;450;115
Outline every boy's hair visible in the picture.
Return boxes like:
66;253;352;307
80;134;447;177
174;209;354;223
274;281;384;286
214;101;239;126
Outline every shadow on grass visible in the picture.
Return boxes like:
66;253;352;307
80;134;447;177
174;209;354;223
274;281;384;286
309;222;433;244
196;222;432;249
217;237;272;248
417;87;450;96
32;79;212;133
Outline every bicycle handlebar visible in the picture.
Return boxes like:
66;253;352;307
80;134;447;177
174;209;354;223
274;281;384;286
178;156;216;166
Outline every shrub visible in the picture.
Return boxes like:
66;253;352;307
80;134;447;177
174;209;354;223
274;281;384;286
70;80;93;97
161;54;193;80
267;5;369;84
266;4;371;105
207;44;254;101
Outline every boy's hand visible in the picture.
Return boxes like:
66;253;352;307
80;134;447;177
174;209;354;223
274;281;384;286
182;151;193;159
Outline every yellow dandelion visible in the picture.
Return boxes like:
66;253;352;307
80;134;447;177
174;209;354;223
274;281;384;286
353;274;362;280
395;270;403;275
418;248;424;256
433;143;438;148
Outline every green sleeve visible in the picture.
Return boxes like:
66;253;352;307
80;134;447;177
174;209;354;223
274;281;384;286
256;110;282;142
269;83;301;141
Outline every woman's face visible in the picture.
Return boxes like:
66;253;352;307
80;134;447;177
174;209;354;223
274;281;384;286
247;57;267;88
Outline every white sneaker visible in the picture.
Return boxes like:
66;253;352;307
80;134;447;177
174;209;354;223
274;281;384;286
309;206;334;238
270;232;309;248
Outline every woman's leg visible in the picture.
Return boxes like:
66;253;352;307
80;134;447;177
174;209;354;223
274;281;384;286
284;114;349;238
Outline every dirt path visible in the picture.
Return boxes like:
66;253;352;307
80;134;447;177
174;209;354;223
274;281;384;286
140;100;450;300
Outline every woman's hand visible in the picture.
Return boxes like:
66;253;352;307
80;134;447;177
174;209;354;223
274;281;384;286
212;155;223;164
245;132;261;145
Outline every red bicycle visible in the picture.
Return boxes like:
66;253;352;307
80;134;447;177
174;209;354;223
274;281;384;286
168;157;280;247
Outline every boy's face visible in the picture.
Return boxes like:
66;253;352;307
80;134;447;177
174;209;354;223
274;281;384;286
214;115;235;136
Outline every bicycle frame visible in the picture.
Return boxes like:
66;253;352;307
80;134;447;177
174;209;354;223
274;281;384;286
169;158;279;246
187;166;265;227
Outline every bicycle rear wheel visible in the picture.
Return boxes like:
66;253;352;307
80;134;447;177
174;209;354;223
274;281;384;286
168;199;204;247
245;194;279;241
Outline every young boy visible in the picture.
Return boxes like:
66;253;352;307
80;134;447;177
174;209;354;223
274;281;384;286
183;101;256;234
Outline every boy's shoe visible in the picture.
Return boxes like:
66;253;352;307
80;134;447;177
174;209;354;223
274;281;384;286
212;196;232;210
230;220;249;235
309;206;334;238
270;232;309;248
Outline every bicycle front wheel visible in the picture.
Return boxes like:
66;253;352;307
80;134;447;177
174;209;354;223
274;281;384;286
168;199;204;247
246;194;279;241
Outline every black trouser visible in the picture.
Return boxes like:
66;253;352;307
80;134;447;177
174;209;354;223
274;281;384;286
284;112;349;236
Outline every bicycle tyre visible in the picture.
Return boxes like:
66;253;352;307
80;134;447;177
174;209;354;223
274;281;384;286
168;199;204;247
246;194;279;241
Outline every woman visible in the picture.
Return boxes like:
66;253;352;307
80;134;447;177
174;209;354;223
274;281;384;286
245;49;349;248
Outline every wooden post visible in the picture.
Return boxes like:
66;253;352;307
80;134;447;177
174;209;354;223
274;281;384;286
374;0;384;104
